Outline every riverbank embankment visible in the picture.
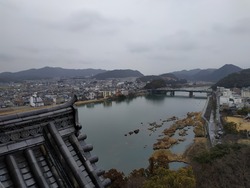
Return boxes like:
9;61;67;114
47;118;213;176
74;98;106;106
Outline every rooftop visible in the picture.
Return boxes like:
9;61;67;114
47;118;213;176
0;95;110;188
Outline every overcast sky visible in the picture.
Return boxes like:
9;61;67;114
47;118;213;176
1;0;250;75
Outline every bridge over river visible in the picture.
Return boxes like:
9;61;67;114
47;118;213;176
148;88;212;98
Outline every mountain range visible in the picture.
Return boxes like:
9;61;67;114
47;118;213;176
171;64;242;82
92;69;144;80
0;64;243;82
0;67;106;82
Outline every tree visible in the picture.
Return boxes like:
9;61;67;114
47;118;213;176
223;122;238;134
191;144;250;188
143;167;196;188
126;168;147;188
237;107;250;116
144;79;166;89
148;152;169;174
104;169;126;188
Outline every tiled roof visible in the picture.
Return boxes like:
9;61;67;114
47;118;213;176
0;95;110;188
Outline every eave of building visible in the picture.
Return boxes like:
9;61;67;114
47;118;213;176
0;95;110;188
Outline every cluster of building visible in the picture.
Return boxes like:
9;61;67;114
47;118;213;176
218;87;250;110
2;77;250;111
0;78;146;108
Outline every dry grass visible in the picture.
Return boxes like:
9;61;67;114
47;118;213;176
225;116;250;131
237;139;250;145
151;149;187;163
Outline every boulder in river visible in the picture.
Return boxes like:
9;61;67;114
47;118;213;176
134;129;140;134
129;131;134;135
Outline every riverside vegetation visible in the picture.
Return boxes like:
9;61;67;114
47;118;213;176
76;93;250;188
104;112;201;188
104;109;250;188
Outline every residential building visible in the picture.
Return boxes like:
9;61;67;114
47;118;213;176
30;93;44;107
242;87;250;98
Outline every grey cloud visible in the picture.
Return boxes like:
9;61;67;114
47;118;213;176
128;44;153;53
0;46;83;65
230;18;250;34
46;9;131;35
128;31;200;55
1;0;250;74
0;1;18;10
159;31;200;52
150;54;187;62
0;47;91;69
163;40;198;51
66;11;109;32
17;46;80;56
0;53;41;72
213;18;250;35
0;53;18;62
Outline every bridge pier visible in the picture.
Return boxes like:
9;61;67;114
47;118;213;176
189;91;193;98
170;91;175;97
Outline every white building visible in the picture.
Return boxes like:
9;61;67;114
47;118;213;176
30;93;44;107
45;95;57;104
219;87;243;108
121;89;129;96
102;91;113;98
86;92;96;100
241;88;250;98
221;88;232;97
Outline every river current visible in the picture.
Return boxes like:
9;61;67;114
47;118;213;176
78;93;207;174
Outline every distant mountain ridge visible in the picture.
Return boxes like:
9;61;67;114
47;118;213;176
92;69;144;80
171;64;242;82
137;64;243;84
208;64;242;82
0;67;106;82
0;64;244;82
0;67;144;82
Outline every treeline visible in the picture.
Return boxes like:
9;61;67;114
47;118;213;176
143;78;187;89
213;68;250;89
104;165;196;188
104;142;250;188
191;143;250;188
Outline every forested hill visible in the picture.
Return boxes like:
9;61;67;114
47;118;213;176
0;67;106;82
137;73;179;83
92;69;144;80
137;73;187;89
212;68;250;89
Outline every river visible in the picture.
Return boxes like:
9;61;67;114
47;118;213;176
78;93;207;175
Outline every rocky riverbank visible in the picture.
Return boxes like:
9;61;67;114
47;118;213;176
150;149;188;164
151;112;206;164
